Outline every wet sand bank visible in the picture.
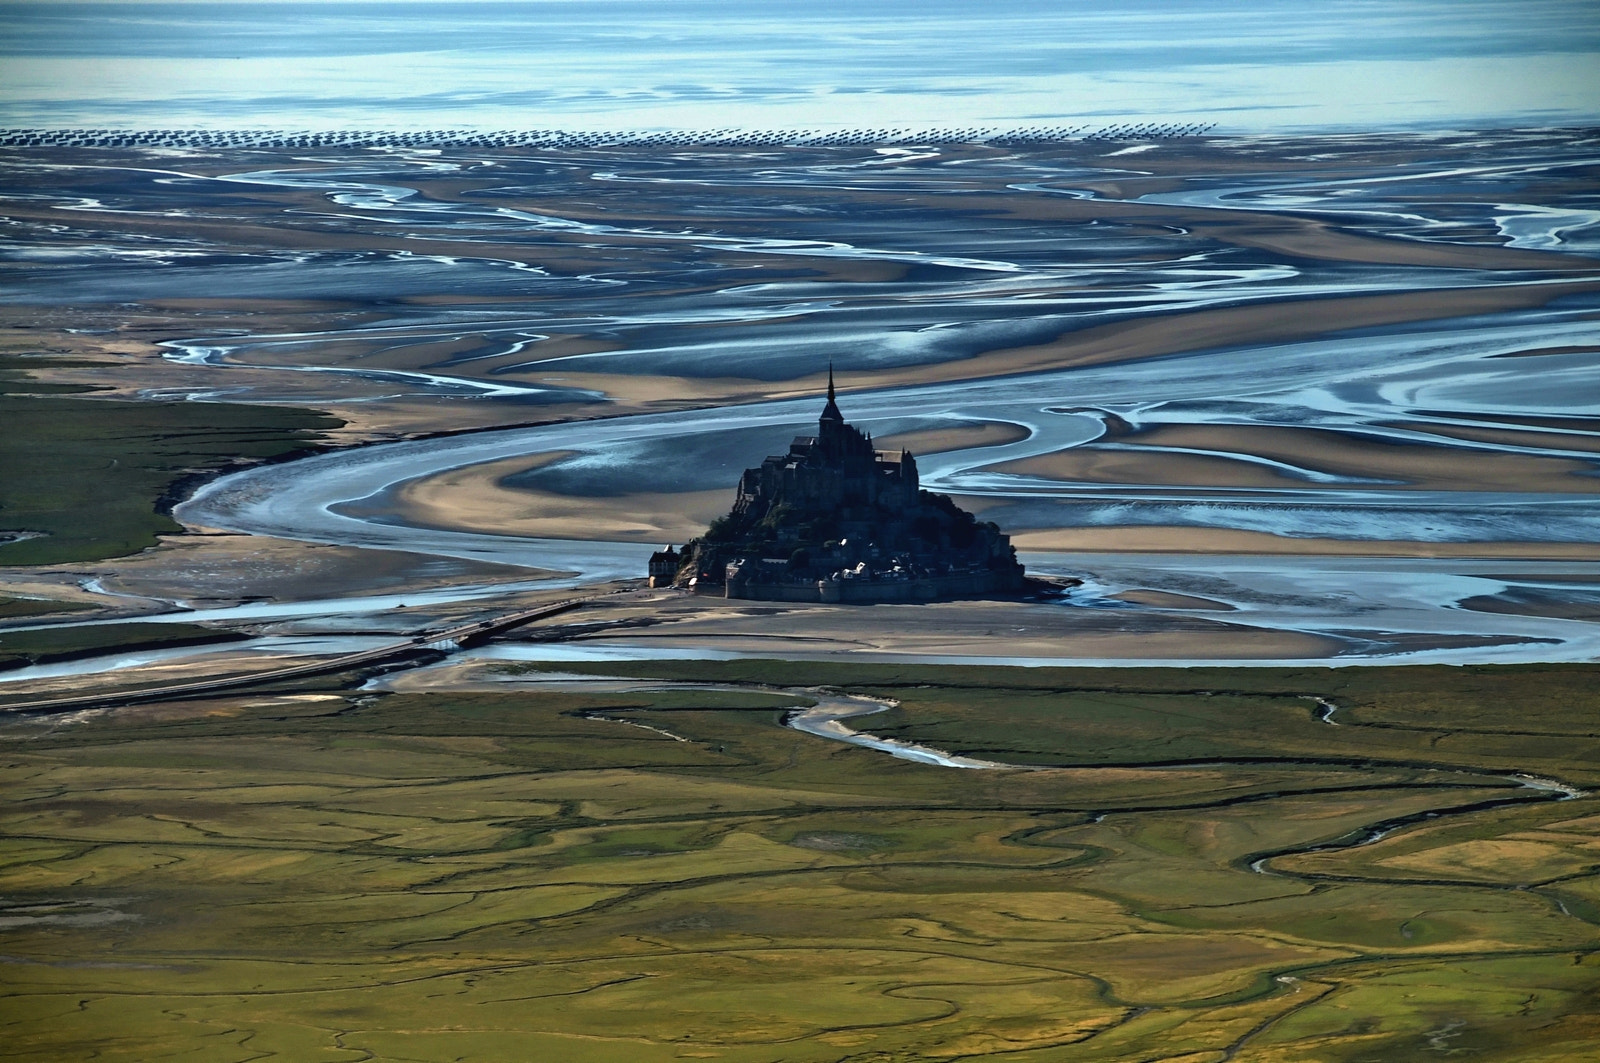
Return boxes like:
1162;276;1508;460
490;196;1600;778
4;132;1598;665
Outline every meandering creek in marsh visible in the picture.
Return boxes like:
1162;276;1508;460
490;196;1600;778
398;671;1590;880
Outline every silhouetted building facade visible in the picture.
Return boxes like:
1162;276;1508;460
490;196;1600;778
664;369;1025;602
646;545;680;588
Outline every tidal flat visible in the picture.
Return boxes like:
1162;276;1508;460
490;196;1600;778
4;129;1598;660
1;660;1596;1061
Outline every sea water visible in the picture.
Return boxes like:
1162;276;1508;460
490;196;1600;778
2;0;1597;132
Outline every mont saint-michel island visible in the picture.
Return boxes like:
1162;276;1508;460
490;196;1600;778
652;370;1026;601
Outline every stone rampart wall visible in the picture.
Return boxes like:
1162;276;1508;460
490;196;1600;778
726;569;1020;603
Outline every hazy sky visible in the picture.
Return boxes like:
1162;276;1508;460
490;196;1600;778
2;1;1598;132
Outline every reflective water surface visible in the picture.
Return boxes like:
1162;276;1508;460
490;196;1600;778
4;131;1598;666
5;1;1598;131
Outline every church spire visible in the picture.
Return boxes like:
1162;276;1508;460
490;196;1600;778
820;360;843;425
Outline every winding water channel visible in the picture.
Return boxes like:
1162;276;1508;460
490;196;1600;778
154;139;1600;664
7;134;1599;667
166;300;1600;664
780;686;1589;893
484;673;1589;890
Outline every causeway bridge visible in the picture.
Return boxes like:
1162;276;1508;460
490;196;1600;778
1;596;594;717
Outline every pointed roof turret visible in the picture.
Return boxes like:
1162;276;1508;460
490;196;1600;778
820;361;844;425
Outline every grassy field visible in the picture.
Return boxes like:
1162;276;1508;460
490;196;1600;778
0;621;242;670
0;661;1595;1061
0;354;341;566
0;595;92;621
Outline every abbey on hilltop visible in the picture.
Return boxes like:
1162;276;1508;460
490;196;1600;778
654;368;1026;602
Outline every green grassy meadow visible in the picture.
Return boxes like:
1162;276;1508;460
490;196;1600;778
1;661;1596;1061
0;621;242;670
0;595;92;621
0;354;341;565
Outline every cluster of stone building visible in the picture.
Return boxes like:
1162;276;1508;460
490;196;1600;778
649;371;1025;602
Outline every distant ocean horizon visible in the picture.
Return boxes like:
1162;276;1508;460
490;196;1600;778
2;0;1598;134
